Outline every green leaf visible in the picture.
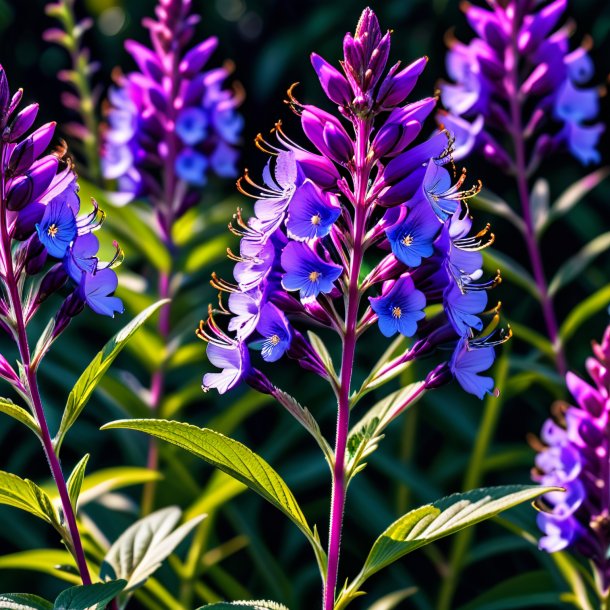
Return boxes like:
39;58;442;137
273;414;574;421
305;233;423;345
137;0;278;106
539;166;610;235
307;331;337;380
0;594;53;610
55;300;169;451
368;588;417;610
101;419;326;568
53;581;127;610
0;550;80;584
560;285;610;343
530;179;550;234
340;485;555;603
197;600;288;610
66;454;89;512
548;231;610;296
482;251;539;300
100;506;204;592
472;190;526;234
78;467;163;506
0;398;40;437
0;471;59;526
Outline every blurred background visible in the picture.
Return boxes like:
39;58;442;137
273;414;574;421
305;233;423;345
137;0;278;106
0;0;609;608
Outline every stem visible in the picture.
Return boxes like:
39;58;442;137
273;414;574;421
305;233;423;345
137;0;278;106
0;144;91;585
324;118;370;610
505;9;566;376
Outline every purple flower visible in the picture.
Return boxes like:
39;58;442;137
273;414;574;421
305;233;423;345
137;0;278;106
203;340;250;395
175;149;208;186
450;338;496;399
369;276;426;337
281;242;343;301
80;269;124;318
64;233;99;281
286;180;340;241
36;195;77;258
444;283;488;336
255;303;292;362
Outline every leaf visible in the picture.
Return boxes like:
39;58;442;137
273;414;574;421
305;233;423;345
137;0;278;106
472;190;526;234
0;550;80;585
560;285;610;343
53;581;127;610
101;419;326;567
100;507;204;592
307;331;337;379
347;486;555;595
540;166;610;234
0;398;40;437
66;454;89;511
482;251;539;300
368;588;418;610
507;321;555;360
78;467;163;506
55;300;169;451
548;231;610;296
197;600;288;610
530;179;550;234
0;471;59;526
0;594;53;610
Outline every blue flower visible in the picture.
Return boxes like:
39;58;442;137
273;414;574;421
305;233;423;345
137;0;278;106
286;179;340;241
176;107;208;145
79;268;124;317
369;275;426;337
255;302;292;362
36;195;77;258
449;337;495;399
175;149;208;186
64;233;99;282
444;283;487;336
203;339;250;394
385;197;441;267
281;241;342;300
563;122;605;165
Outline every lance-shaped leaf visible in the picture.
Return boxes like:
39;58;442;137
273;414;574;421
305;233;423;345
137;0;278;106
100;507;204;592
472;189;526;234
66;454;89;511
341;486;556;601
55;300;169;451
0;594;53;610
307;330;337;380
197;600;288;610
0;398;40;437
101;419;326;570
53;580;127;610
560;285;610;343
0;471;59;527
530;178;550;235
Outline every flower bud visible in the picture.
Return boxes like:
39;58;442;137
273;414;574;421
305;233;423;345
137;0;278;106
8;122;56;176
377;57;427;109
13;202;45;240
7;156;58;211
5;103;39;143
424;362;452;389
24;235;47;275
180;37;218;76
35;263;68;305
322;122;353;164
311;53;352;106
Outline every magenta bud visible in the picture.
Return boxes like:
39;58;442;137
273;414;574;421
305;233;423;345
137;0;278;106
424;362;452;389
311;53;352;106
8;122;56;176
480;132;513;171
147;87;168;115
7;156;58;211
36;263;68;305
0;352;19;385
5;103;39;142
0;68;9;116
521;63;552;96
518;0;566;54
378;57;427;108
14;202;45;240
372;123;403;158
7;88;23;118
180;37;218;76
322;122;353;163
377;166;426;207
301;105;352;163
367;31;391;89
355;7;382;47
293;150;340;190
286;331;329;379
124;40;164;82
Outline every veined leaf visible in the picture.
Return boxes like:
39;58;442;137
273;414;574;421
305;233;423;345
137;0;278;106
307;331;337;380
53;580;127;610
55;300;169;451
482;251;539;300
560;285;610;343
0;471;59;527
0;594;53;610
0;398;40;437
548;231;610;296
539;166;610;235
101;419;326;568
338;485;555;605
66;454;89;512
197;602;289;610
100;507;204;592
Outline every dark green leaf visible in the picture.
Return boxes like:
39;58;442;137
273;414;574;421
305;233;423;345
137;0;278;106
53;580;127;610
560;285;610;342
0;594;53;610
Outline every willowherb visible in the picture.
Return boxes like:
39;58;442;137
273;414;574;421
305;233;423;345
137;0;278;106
0;63;122;585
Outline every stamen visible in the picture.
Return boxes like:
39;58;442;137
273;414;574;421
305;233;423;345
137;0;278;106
401;234;413;246
392;306;402;318
311;214;321;226
309;270;320;282
210;272;239;293
47;223;58;237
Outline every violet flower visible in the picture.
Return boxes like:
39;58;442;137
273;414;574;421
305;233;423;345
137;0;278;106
198;8;509;608
0;64;123;585
533;325;610;595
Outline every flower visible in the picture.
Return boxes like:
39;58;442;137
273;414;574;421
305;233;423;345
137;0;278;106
36;194;77;258
286;180;341;241
532;325;610;588
256;303;292;362
450;338;496;399
80;269;124;318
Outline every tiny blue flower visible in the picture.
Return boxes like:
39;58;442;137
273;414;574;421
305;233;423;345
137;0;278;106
255;302;292;362
176;107;209;145
175;149;208;186
36;196;77;258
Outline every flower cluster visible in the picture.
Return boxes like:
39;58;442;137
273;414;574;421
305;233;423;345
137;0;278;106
440;0;604;166
102;0;243;225
0;65;122;337
199;8;509;400
533;325;610;587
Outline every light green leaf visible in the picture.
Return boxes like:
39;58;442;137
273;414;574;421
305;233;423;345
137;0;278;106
482;251;539;300
0;471;59;526
101;419;326;569
0;550;80;584
560;285;610;343
472;190;526;234
66;454;89;512
540;166;610;235
507;321;555;360
184;234;232;274
548;231;610;296
307;331;337;380
368;588;417;610
0;398;40;437
55;300;169;451
31;318;57;370
530;179;550;235
0;594;53;610
197;600;288;610
339;485;555;605
78;467;163;506
100;507;204;592
53;580;127;610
